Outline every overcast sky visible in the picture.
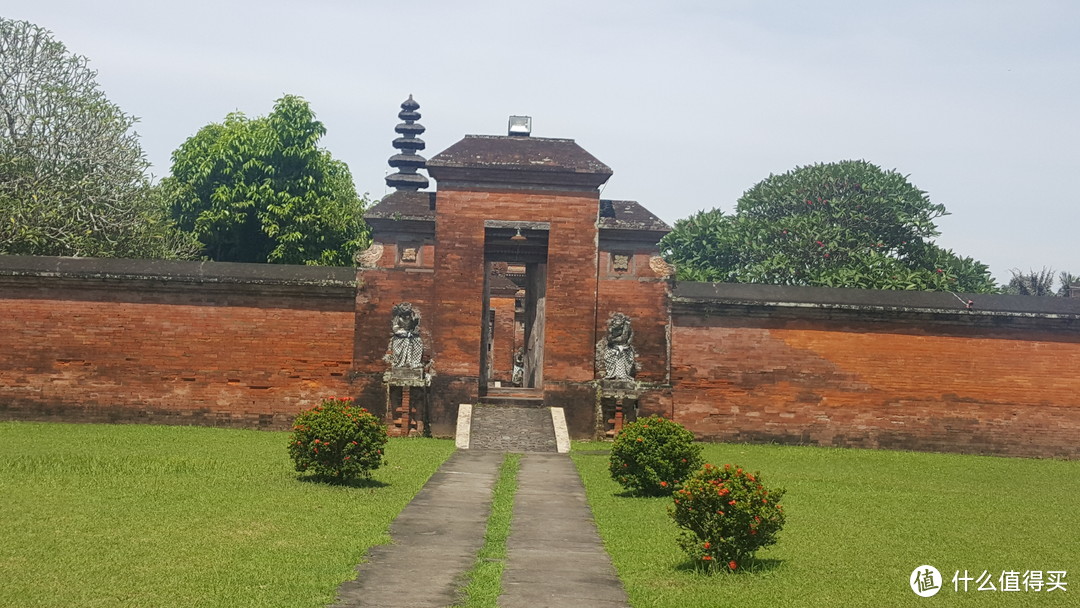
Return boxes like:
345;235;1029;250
7;0;1079;284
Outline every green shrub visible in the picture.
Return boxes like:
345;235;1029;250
288;397;388;482
608;416;703;496
669;463;786;571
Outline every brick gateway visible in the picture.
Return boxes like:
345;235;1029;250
2;99;1078;458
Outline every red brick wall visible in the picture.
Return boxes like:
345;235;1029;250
5;254;1079;458
669;310;1080;458
596;248;671;384
489;295;517;383
353;240;437;426
0;277;355;428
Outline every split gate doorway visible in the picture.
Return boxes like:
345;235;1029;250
478;222;548;397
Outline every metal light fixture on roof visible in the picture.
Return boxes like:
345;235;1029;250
510;227;527;242
508;115;532;136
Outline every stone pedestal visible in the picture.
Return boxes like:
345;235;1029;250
384;368;431;437
597;379;640;439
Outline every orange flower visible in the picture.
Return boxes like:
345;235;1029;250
702;555;712;561
728;561;737;570
660;481;668;487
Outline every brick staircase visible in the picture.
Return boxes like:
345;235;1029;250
468;401;559;452
478;387;544;407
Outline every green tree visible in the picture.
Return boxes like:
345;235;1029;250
0;18;197;259
1004;268;1080;296
162;95;368;266
1005;268;1056;296
662;160;996;293
1058;272;1079;297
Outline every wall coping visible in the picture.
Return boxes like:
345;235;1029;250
0;255;357;288
673;281;1080;321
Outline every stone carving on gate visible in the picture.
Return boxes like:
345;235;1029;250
383;302;431;438
512;347;525;387
596;312;641;439
388;302;423;370
597;312;636;380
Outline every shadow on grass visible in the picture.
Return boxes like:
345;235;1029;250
295;475;390;489
674;557;784;575
613;489;671;499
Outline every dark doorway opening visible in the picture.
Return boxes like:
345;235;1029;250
479;223;548;397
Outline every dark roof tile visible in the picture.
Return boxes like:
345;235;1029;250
598;200;671;233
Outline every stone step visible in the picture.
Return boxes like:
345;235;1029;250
479;387;544;407
468;404;558;452
478;395;545;407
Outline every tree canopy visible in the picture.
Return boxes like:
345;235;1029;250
163;95;368;266
661;160;997;293
0;18;197;259
1005;269;1079;297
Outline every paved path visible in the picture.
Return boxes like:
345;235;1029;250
332;450;503;608
499;453;629;608
334;448;628;607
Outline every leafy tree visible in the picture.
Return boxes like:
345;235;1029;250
1004;268;1080;297
1005;268;1056;296
0;18;198;259
662;160;997;293
1058;272;1079;297
163;95;368;265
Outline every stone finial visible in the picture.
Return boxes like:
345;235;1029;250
386;95;430;191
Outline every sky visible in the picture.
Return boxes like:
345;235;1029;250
6;0;1079;285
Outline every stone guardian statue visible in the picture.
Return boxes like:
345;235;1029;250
389;302;423;369
598;312;636;380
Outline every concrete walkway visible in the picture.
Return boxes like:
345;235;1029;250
499;453;629;608
332;450;503;608
334;450;628;608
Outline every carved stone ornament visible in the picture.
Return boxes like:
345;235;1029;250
612;254;630;272
400;247;418;263
357;243;385;268
649;255;675;278
388;302;423;369
512;347;525;387
597;312;636;380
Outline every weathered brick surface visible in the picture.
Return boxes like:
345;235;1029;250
469;405;557;452
429;187;602;433
0;278;355;429
670;310;1080;458
489;294;517;383
596;274;670;383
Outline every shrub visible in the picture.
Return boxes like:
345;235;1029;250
669;463;786;571
288;397;388;482
608;416;703;496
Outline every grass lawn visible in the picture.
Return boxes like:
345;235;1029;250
454;453;521;608
573;441;1079;607
0;421;455;608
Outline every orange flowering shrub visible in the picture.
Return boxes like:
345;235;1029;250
669;463;786;571
288;397;387;483
608;416;702;496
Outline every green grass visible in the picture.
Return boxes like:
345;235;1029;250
573;441;1080;607
0;422;455;608
454;452;522;607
